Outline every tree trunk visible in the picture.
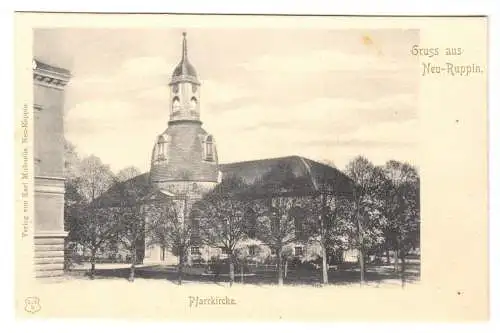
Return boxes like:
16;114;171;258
90;248;96;279
321;243;328;285
284;259;288;279
129;249;136;282
400;249;406;288
277;248;283;286
393;246;399;273
229;254;235;287
386;249;390;264
240;260;244;284
177;253;183;285
359;247;365;284
356;208;365;284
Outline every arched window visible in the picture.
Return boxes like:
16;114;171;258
172;96;180;114
156;135;167;161
205;135;214;161
190;97;198;115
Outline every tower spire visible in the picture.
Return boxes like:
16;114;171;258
182;32;188;61
170;31;199;84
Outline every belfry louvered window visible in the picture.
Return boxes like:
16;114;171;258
172;96;180;115
190;97;198;116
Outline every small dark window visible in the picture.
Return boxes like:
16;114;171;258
190;97;197;112
157;136;166;161
248;246;256;256
191;246;201;255
294;246;303;256
172;96;180;114
205;135;214;161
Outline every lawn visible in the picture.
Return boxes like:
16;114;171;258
64;260;420;287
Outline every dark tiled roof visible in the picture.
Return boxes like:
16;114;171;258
220;156;354;198
96;156;354;207
172;59;197;79
170;33;199;84
33;59;71;76
95;172;152;208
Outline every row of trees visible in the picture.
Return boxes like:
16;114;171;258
192;156;419;286
65;141;197;282
64;140;420;286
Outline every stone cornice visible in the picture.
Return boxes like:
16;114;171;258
34;231;69;238
33;60;71;91
168;119;203;126
35;176;65;194
169;75;200;85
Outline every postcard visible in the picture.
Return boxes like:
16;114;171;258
14;13;488;321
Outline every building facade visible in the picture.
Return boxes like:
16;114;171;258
33;59;71;277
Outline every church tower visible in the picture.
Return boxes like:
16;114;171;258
146;33;220;264
150;32;220;199
169;32;201;123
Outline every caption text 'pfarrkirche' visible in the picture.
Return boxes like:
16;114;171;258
188;296;237;308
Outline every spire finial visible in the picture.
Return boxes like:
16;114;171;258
182;32;188;60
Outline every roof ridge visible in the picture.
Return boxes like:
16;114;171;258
220;155;303;166
298;156;319;191
300;156;342;171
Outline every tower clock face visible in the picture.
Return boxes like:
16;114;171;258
172;84;179;93
192;84;197;93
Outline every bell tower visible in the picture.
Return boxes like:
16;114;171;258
169;32;201;123
147;31;220;264
150;31;219;188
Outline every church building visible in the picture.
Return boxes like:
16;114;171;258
140;33;354;264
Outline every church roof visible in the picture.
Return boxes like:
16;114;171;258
96;156;354;208
219;155;354;198
170;32;199;85
94;172;152;208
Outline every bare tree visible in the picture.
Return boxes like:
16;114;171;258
254;196;302;286
305;189;352;285
345;156;387;284
116;166;142;183
149;196;193;285
63;140;83;270
382;161;420;286
67;155;116;278
192;177;252;286
112;170;151;282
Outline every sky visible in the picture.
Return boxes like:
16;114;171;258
34;28;420;173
